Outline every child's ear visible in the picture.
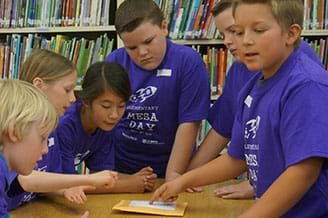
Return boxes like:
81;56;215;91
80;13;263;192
286;24;301;46
161;20;168;36
32;77;45;90
7;122;19;143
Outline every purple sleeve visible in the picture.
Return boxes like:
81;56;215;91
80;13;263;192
208;62;257;138
281;82;328;167
178;57;210;123
208;66;236;138
6;172;23;197
227;114;245;160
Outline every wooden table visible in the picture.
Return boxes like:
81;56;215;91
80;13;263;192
10;180;254;218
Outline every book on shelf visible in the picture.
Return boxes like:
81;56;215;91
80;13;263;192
303;0;328;30
183;0;201;40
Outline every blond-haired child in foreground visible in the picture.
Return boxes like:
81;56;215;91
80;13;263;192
0;79;57;216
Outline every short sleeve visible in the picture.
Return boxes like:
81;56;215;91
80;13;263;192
208;65;236;138
178;56;210;123
281;82;328;167
227;114;245;160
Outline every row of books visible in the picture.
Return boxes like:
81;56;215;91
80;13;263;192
304;36;328;70
0;0;114;28
0;33;115;84
304;0;328;30
0;35;325;99
156;0;219;40
0;36;231;97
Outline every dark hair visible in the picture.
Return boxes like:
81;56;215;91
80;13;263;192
211;0;233;17
115;0;164;35
78;62;131;103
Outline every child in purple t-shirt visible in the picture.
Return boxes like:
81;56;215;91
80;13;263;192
6;50;117;212
0;79;58;217
106;0;210;180
150;1;328;217
57;61;157;194
187;0;324;199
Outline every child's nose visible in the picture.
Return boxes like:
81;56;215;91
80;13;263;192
243;32;255;45
139;47;148;56
109;107;119;119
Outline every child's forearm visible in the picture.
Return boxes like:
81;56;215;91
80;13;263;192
85;175;139;193
42;189;65;197
181;153;247;190
166;122;200;181
188;129;229;171
240;157;323;218
18;171;95;192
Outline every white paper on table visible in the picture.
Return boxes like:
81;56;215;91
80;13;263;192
129;200;176;210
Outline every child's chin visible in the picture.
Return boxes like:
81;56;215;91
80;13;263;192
100;125;114;132
244;64;260;72
19;169;33;176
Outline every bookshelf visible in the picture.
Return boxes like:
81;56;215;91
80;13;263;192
0;0;119;84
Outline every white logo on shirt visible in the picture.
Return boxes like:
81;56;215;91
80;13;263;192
130;86;157;103
157;69;172;77
244;95;253;108
48;137;55;147
245;116;261;139
74;150;90;166
37;165;47;172
23;193;37;203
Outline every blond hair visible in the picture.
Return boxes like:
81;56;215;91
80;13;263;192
232;0;303;46
19;49;76;83
0;80;58;150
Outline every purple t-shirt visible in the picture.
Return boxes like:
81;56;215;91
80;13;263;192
57;101;115;174
208;40;323;139
106;39;210;177
0;154;9;217
6;131;62;210
37;131;63;173
208;62;256;138
228;48;328;217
